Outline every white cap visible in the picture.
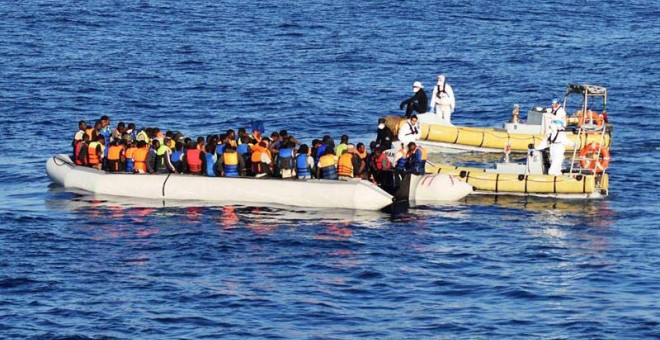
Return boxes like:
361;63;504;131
413;81;423;89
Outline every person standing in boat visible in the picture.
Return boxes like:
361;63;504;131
430;74;455;122
534;121;576;176
397;114;420;146
550;98;567;129
376;118;394;150
399;81;428;118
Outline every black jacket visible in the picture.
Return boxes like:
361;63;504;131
376;126;394;150
400;90;428;114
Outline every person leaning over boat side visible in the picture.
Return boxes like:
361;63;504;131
430;74;456;122
550;98;567;129
317;147;338;180
534;122;577;176
397;114;420;146
295;144;314;180
405;142;427;175
375;118;394;150
399;81;428;118
215;144;245;177
132;140;149;173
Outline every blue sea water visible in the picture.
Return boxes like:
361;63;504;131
1;0;659;338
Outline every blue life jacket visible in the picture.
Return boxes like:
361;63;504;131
408;149;426;174
125;158;134;173
171;150;184;172
315;145;327;164
395;155;408;172
205;153;216;177
237;143;250;157
215;144;226;158
278;148;294;170
296;154;310;178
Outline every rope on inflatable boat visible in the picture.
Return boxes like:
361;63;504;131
52;155;76;167
162;172;171;197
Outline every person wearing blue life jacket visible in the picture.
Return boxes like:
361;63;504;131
236;135;252;176
296;144;314;179
277;141;296;179
214;144;245;177
170;141;186;173
203;143;218;177
405;142;427;175
394;144;408;173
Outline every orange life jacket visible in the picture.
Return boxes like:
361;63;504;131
107;145;124;161
186;148;203;173
337;153;354;177
132;147;149;172
87;142;102;165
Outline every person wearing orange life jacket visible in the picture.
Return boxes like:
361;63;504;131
251;140;272;178
105;140;126;172
215;144;245;177
185;141;204;175
337;144;356;180
405;142;427;175
74;134;90;166
87;135;106;170
132;140;150;173
124;140;137;173
317;147;338;180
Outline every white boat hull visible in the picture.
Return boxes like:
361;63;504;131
46;154;472;210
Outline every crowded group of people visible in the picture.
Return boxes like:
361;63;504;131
71;115;428;185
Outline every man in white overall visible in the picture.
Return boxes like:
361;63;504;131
430;74;455;122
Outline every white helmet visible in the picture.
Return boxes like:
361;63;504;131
412;81;423;89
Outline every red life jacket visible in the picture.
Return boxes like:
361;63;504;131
186;148;203;173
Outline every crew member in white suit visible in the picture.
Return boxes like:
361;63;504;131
398;114;420;146
534;121;577;176
430;74;455;122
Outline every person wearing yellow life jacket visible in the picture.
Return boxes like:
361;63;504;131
215;144;245;177
87;135;106;170
185;141;204;175
405;142;427;175
337;146;355;179
335;135;349;157
317;148;338;180
105;140;125;173
148;139;177;174
136;128;151;144
124;141;137;173
251;140;272;178
132;140;150;173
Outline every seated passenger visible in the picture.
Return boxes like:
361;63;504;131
215;144;245;177
124;140;137;173
405;142;427;175
317;147;338;180
106;139;125;173
296;144;314;180
251;140;272;178
132;140;150;173
277;141;296;179
185;141;204;175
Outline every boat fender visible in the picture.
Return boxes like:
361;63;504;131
459;170;467;178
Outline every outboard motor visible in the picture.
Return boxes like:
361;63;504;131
526;144;547;175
